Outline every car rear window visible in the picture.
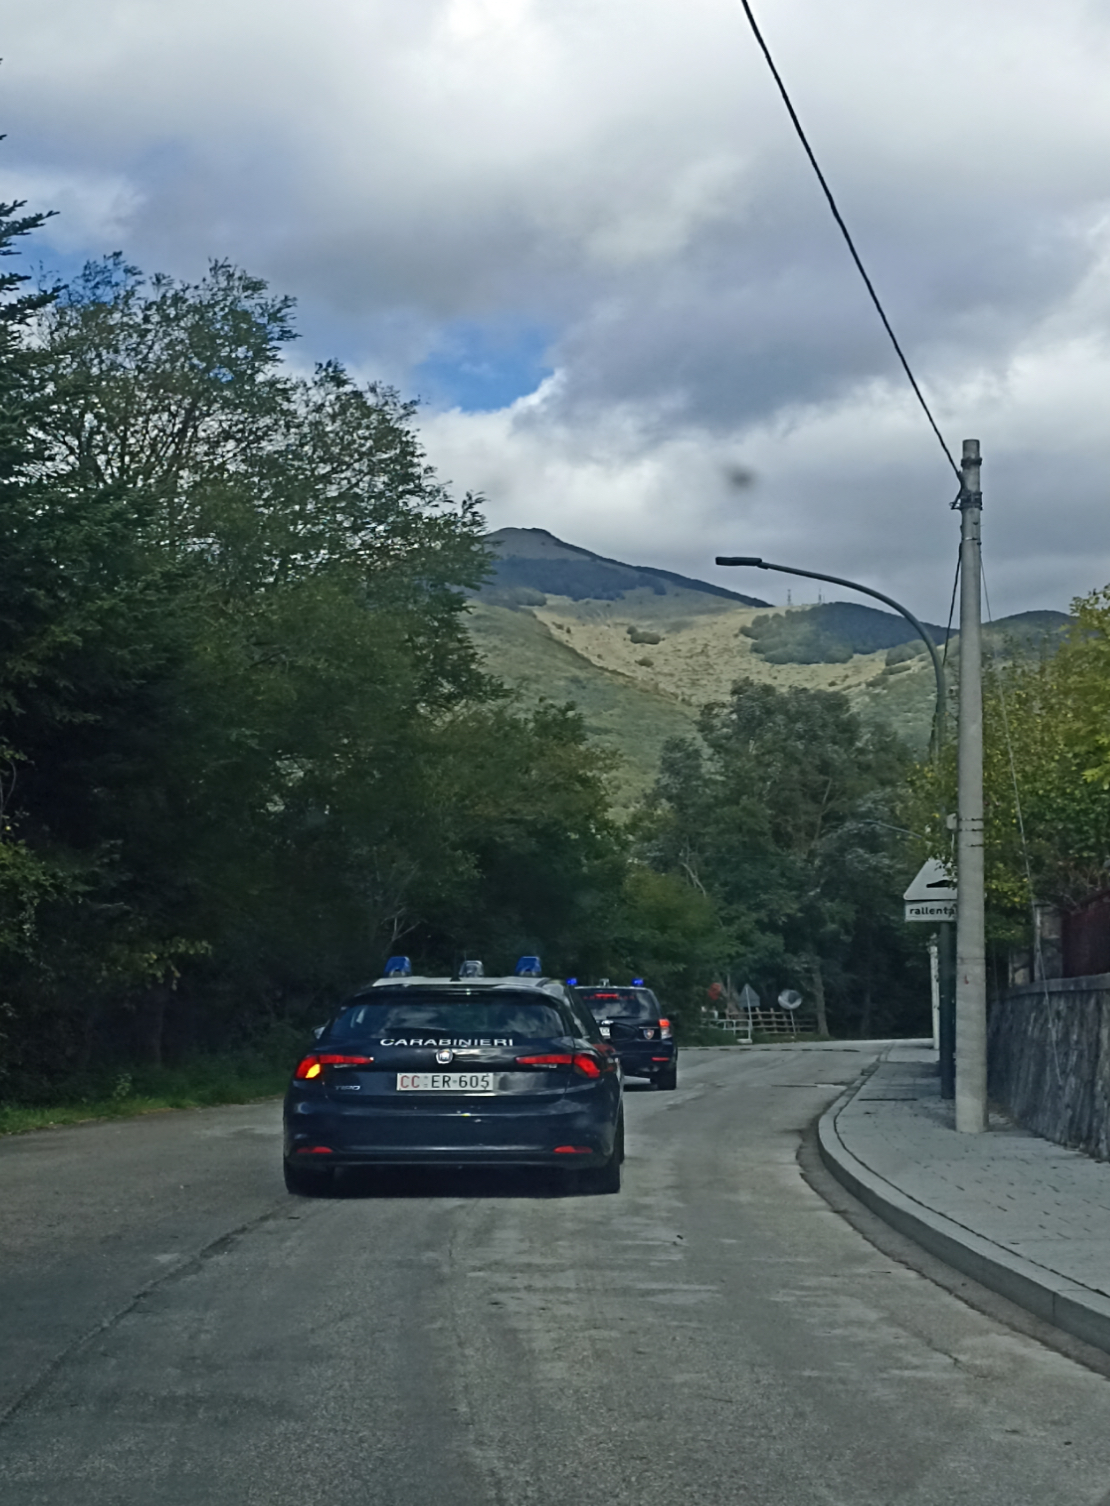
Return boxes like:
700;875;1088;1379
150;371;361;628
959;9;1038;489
576;988;658;1023
327;991;572;1042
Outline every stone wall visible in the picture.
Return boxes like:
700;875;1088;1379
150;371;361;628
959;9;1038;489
988;975;1110;1161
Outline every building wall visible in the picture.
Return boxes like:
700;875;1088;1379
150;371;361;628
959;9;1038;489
988;976;1110;1161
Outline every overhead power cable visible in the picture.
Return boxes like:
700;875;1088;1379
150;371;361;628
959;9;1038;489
733;0;961;482
942;552;960;668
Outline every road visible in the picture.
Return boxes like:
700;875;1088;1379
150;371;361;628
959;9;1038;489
2;1046;1110;1505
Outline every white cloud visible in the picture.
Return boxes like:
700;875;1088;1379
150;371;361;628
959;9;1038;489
4;0;1110;617
1;167;141;253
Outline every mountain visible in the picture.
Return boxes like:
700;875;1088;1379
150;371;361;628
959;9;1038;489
469;528;1072;805
483;527;770;607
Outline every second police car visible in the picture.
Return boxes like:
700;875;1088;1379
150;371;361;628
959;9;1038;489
283;957;624;1196
571;978;677;1090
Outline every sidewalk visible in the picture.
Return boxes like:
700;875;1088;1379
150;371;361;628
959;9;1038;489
818;1044;1110;1356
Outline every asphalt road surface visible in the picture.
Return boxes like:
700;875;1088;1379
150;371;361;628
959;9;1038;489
3;1046;1110;1506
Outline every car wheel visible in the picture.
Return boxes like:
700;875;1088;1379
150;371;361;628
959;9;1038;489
580;1115;623;1194
656;1064;678;1091
283;1158;335;1196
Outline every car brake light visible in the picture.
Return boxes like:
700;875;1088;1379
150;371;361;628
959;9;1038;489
295;1146;334;1154
553;1146;592;1154
515;1052;613;1077
659;1018;672;1039
651;1056;670;1062
294;1054;373;1079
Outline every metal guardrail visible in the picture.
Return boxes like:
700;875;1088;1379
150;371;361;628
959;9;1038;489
705;1008;817;1039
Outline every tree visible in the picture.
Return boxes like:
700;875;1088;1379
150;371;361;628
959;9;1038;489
638;680;926;1037
1;255;498;1084
908;590;1110;948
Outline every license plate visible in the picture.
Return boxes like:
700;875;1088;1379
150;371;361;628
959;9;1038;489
396;1072;495;1093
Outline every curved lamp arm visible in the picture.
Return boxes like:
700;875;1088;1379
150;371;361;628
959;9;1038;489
715;556;947;747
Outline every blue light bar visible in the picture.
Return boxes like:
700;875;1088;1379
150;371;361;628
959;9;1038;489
514;955;542;976
632;977;645;986
458;960;484;978
383;955;412;977
566;977;578;986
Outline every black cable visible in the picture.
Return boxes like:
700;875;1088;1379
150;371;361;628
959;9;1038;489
942;551;960;667
735;0;961;482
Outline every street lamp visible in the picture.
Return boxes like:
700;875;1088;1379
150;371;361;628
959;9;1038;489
714;557;947;747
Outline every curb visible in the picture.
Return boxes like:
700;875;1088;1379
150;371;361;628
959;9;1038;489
817;1076;1110;1359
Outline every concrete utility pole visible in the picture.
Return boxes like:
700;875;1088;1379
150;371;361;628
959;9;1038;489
955;439;987;1133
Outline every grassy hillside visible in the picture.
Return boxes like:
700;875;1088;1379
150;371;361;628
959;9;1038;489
470;529;1072;802
467;601;700;808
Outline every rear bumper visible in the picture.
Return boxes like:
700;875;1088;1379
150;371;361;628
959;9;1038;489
284;1092;618;1165
285;1146;610;1169
615;1043;675;1078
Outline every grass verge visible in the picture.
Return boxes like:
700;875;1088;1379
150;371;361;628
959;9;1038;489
0;1056;290;1136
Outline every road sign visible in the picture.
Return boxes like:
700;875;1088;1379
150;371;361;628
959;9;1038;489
905;899;956;922
778;989;802;1010
738;984;760;1011
904;858;956;923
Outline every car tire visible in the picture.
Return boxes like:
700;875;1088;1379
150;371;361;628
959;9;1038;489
283;1158;335;1196
580;1114;623;1194
655;1064;678;1091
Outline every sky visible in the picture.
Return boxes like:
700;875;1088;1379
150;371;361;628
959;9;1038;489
4;0;1110;618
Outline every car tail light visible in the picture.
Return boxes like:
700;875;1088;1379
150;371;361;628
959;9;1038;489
575;1050;619;1077
659;1018;672;1039
294;1053;373;1080
515;1051;614;1077
571;1052;602;1078
651;1056;670;1062
295;1146;334;1154
553;1145;592;1154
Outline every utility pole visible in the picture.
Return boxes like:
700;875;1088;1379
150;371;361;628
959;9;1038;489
937;918;955;1099
955;439;987;1133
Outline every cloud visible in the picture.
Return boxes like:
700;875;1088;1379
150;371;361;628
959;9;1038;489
4;0;1110;616
1;166;141;254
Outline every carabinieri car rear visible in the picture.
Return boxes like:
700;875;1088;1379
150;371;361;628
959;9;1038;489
572;979;677;1090
283;957;623;1195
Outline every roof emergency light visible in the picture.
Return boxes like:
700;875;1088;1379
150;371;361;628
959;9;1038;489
514;955;543;976
458;960;485;978
383;955;412;977
566;976;578;986
632;978;645;986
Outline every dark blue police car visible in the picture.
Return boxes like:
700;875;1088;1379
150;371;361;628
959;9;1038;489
284;957;624;1195
572;980;677;1090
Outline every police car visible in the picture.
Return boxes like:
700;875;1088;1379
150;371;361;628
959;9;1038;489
571;979;677;1090
283;956;624;1195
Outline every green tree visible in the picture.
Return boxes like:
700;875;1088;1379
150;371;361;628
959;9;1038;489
908;590;1110;948
639;680;925;1037
1;256;497;1083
